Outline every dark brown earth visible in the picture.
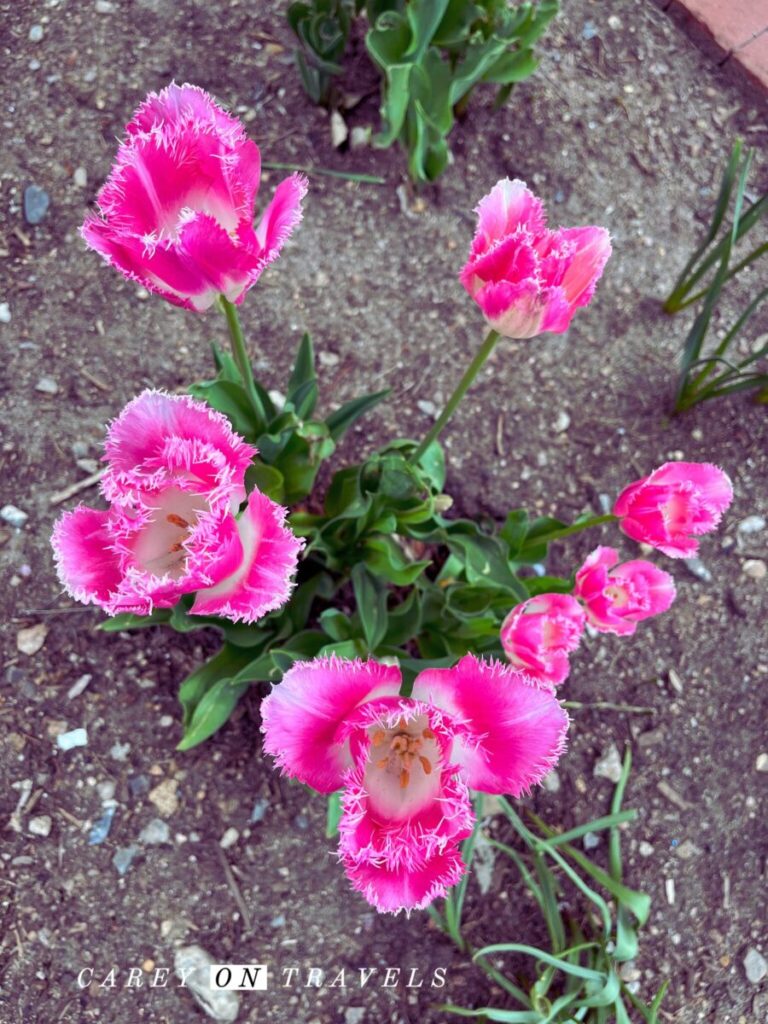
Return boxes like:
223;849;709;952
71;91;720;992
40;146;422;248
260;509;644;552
1;2;767;1023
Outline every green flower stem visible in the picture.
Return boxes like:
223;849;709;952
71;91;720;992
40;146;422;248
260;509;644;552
220;296;261;417
411;328;500;463
521;513;618;550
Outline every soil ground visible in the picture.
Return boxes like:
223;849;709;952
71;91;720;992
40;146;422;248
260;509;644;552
1;2;767;1023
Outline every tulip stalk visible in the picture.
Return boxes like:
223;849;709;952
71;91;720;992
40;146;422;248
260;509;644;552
220;296;264;421
524;513;618;548
411;328;500;462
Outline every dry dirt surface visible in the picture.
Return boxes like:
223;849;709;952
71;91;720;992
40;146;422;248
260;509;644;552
1;1;767;1023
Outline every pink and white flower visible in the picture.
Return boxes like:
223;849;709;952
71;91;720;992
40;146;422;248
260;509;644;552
261;654;568;914
500;593;586;688
460;178;611;338
51;390;302;622
614;462;733;559
82;82;307;312
574;546;676;636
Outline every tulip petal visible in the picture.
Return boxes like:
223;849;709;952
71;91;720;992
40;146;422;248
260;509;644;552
52;506;123;607
255;173;308;264
103;389;255;504
472;178;546;257
341;845;467;914
260;657;402;793
558;226;612;307
190;490;303;624
411;654;569;795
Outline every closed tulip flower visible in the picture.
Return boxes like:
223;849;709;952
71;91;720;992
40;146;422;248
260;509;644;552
460;178;611;339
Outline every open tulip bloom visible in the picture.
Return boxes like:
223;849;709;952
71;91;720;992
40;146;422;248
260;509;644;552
261;654;569;913
82;82;307;312
52;391;302;621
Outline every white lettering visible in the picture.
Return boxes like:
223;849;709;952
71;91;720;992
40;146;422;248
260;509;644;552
359;967;377;987
282;967;299;987
99;968;117;989
383;968;400;988
432;967;447;988
177;966;196;987
328;969;347;988
406;967;423;988
305;968;324;988
150;967;170;988
126;967;143;988
77;968;93;989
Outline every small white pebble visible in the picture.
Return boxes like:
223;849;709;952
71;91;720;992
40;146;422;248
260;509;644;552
0;302;11;323
665;878;675;905
28;815;52;838
219;827;239;850
73;166;88;188
57;728;88;751
743;559;767;581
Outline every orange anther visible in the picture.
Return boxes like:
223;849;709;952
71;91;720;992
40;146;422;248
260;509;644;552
422;728;436;740
400;769;409;789
419;756;432;775
166;513;190;528
371;730;386;747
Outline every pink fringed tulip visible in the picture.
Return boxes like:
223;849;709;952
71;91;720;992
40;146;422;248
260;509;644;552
614;462;733;559
500;593;586;688
460;178;611;338
261;654;568;914
575;547;676;636
82;82;307;312
52;390;302;622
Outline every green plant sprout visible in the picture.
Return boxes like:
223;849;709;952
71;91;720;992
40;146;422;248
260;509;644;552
430;747;669;1023
665;138;768;412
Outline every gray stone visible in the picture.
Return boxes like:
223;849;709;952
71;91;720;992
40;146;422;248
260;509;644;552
112;845;139;876
35;376;58;395
56;728;88;751
219;826;239;849
1;505;28;528
683;557;712;583
738;515;766;535
744;948;768;984
23;185;50;225
541;769;561;793
174;945;240;1021
593;743;623;784
0;302;10;323
250;797;269;823
583;831;600;850
29;815;52;837
743;559;767;581
139;818;171;845
28;24;44;42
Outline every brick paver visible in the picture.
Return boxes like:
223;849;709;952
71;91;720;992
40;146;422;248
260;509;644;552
668;0;768;90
